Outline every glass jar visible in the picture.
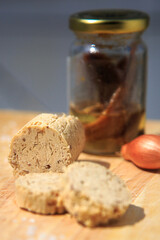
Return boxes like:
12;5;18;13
67;10;149;155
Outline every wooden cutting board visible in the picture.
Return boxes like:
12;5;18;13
0;110;160;240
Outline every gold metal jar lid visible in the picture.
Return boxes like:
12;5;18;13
69;9;150;34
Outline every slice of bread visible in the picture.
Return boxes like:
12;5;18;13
61;161;131;227
8;113;85;176
15;172;65;214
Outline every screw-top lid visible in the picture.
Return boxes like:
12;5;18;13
69;9;150;34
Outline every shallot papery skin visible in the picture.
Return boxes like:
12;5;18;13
121;134;160;169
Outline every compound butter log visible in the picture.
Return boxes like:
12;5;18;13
8;113;85;177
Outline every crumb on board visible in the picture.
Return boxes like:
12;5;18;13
27;225;37;237
21;217;27;222
0;135;11;142
37;232;65;240
29;218;35;223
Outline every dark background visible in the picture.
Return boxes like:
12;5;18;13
0;0;160;118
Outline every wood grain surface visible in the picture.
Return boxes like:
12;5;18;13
0;110;160;240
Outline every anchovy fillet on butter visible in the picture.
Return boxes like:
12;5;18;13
8;113;85;176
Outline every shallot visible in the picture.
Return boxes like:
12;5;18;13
121;134;160;169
